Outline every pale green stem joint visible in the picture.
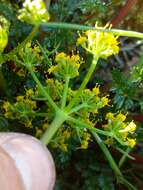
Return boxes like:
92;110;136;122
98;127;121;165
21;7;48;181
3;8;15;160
41;110;68;145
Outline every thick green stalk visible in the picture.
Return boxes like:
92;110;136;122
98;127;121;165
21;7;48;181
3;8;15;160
66;56;98;111
42;22;143;39
28;67;58;111
41;111;68;145
61;76;70;109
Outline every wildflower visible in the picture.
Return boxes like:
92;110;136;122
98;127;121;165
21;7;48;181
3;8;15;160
16;68;26;77
0;16;10;53
55;52;66;62
106;112;115;120
60;143;68;152
77;24;119;59
48;65;58;74
93;85;100;95
50;52;82;78
104;112;137;148
126;138;136;148
42;123;48;130
119;121;136;134
16;96;25;102
2;101;11;112
4;112;12;119
116;113;126;122
26;120;33;128
101;96;109;106
18;0;50;25
36;127;43;137
70;54;80;62
25;99;37;109
26;89;34;97
80;132;91;149
77;36;87;46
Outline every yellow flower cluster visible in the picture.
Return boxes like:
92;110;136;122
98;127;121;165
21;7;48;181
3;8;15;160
104;112;136;148
0;16;10;53
2;88;36;128
52;128;72;152
80;85;109;116
79;131;91;149
18;0;50;25
77;24;119;59
48;52;81;78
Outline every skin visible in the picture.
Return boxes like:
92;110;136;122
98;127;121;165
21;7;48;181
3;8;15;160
0;133;56;190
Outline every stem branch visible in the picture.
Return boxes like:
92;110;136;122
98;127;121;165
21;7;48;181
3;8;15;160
42;22;143;39
66;56;98;111
61;76;70;109
28;67;58;111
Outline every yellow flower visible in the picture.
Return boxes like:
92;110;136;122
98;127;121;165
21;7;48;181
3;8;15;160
79;132;91;149
60;143;68;152
55;52;67;62
35;127;43;137
126;138;136;148
71;54;80;62
116;113;126;122
0;16;10;53
119;121;136;134
25;99;37;109
42;123;48;130
3;101;11;112
106;112;115;120
45;78;54;85
101;96;109;106
80;140;89;149
18;0;50;25
16;96;25;102
48;65;58;74
93;85;100;95
26;89;34;97
16;68;26;77
77;36;87;46
54;52;81;78
4;112;12;118
0;26;8;53
77;24;119;59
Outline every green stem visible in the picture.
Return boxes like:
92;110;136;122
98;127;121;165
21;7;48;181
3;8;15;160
3;25;39;63
69;103;88;114
68;116;112;137
92;131;122;176
66;56;98;111
92;132;137;190
28;67;58;111
41;111;68;145
61;76;70;109
42;22;143;39
119;147;132;168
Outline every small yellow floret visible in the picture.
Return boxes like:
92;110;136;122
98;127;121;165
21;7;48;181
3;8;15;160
101;96;109;106
126;138;136;148
116;113;126;122
119;121;136;134
55;52;66;62
106;112;114;120
16;96;25;102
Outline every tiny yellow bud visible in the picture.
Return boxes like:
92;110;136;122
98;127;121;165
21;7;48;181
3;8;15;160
126;138;136;148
